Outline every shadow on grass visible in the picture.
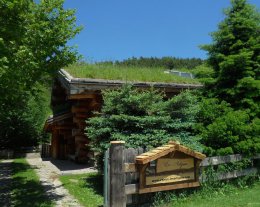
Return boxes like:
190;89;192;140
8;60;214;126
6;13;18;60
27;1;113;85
0;162;12;207
83;173;103;196
11;161;54;207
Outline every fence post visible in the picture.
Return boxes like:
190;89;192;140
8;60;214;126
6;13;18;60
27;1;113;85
109;141;126;207
104;149;110;207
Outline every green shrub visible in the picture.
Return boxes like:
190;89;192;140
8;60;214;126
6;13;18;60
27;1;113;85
86;85;203;169
196;98;260;156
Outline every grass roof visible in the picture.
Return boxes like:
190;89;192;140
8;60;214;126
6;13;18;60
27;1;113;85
64;63;200;84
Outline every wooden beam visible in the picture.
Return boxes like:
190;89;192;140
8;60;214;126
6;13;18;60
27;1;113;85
201;154;243;167
75;135;88;142
200;168;258;182
73;117;86;124
139;182;200;194
138;182;200;194
53;126;74;130
75;113;89;119
68;93;97;100
72;106;88;113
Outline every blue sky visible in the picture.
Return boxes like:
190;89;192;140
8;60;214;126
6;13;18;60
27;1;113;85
64;0;260;62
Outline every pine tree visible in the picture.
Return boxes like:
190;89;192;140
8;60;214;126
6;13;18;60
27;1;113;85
201;0;260;116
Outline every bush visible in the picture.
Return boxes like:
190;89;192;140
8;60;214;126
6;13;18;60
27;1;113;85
196;98;260;156
86;85;203;169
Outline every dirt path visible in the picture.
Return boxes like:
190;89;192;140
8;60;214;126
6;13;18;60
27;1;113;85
26;158;84;207
0;160;13;207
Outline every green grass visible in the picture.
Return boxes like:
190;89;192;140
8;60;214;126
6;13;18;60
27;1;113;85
11;158;53;207
64;63;200;84
59;173;103;207
173;183;260;207
153;179;260;207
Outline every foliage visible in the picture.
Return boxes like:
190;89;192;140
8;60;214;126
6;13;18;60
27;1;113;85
59;173;103;207
0;0;81;148
152;177;260;207
191;64;214;84
201;0;260;117
86;85;203;169
65;63;200;84
97;56;204;70
196;98;260;156
0;85;51;148
11;158;53;207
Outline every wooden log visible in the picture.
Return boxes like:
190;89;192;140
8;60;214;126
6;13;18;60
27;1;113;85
75;135;88;142
75;113;90;119
54;126;74;130
109;141;126;207
68;93;97;100
73;117;86;125
75;101;91;107
72;128;82;137
72;106;88;113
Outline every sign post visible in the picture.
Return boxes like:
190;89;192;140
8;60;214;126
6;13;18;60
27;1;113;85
136;141;206;194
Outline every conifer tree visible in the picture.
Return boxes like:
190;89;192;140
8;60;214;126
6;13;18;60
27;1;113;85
201;0;260;116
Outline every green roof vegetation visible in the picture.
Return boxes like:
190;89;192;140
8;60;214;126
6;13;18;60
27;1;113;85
64;63;201;84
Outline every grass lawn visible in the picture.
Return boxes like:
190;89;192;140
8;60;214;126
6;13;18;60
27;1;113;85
59;173;103;207
64;63;200;84
11;158;53;207
164;182;260;207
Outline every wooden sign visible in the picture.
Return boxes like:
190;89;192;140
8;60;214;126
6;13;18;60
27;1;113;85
146;171;195;185
135;141;206;194
156;158;194;173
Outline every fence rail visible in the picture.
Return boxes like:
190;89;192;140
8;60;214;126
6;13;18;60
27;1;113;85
104;142;260;207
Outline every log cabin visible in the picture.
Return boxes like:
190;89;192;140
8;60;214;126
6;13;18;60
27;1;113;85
44;69;202;163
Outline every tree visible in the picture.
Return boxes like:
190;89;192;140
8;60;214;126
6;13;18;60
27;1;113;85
0;0;81;148
86;86;203;169
201;0;260;116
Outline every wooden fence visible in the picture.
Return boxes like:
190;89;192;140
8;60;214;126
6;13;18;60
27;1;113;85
40;144;51;158
104;141;260;207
